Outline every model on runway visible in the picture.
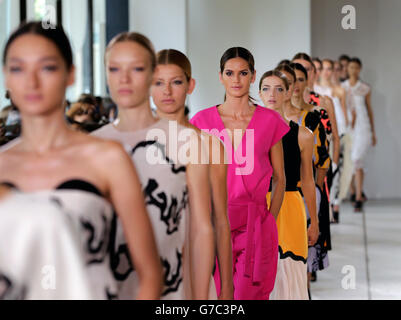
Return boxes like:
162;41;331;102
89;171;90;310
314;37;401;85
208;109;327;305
151;48;233;299
259;69;318;300
342;58;377;212
0;21;162;300
93;33;215;299
191;47;289;300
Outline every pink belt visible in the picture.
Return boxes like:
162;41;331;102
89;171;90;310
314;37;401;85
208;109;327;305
228;201;268;283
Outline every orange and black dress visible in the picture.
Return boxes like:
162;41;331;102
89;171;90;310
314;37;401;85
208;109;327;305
297;108;331;272
267;121;308;299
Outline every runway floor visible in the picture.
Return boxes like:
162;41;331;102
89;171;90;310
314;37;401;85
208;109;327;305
310;199;401;300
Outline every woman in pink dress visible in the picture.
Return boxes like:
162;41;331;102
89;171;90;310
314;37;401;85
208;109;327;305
190;47;289;300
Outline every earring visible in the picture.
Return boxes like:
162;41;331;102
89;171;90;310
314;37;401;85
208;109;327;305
5;90;10;100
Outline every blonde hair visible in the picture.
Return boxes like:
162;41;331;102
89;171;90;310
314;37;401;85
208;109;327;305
106;32;156;71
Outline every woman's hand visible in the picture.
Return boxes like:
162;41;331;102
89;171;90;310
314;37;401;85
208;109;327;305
307;223;319;246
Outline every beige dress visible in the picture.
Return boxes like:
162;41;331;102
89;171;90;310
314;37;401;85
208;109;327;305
93;118;215;299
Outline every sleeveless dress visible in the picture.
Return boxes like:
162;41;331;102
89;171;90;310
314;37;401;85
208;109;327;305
93;119;190;300
314;84;347;209
266;121;308;300
0;181;118;300
191;105;289;300
342;80;372;170
297;110;331;272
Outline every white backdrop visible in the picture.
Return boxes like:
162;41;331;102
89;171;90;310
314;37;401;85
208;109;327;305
311;0;401;199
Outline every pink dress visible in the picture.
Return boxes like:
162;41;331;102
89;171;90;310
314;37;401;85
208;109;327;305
191;105;289;300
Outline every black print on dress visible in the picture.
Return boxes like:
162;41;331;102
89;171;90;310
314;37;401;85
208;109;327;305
161;249;183;297
108;212;135;281
131;140;186;174
49;196;64;209
80;214;109;265
144;179;188;235
0;273;26;300
106;287;118;300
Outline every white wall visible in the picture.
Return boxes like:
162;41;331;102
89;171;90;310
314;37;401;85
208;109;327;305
187;0;311;116
129;0;187;53
311;0;401;199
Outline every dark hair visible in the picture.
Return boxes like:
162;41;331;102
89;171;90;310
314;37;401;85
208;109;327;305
322;58;334;69
339;54;351;62
312;57;322;65
277;59;290;66
220;47;256;104
292;52;315;72
275;64;296;83
220;47;255;74
259;70;289;91
157;49;192;81
289;62;308;81
3;21;73;70
349;57;362;67
106;32;156;71
184;106;190;116
78;93;97;106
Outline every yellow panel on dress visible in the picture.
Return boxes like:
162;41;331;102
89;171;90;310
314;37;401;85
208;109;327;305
267;191;308;262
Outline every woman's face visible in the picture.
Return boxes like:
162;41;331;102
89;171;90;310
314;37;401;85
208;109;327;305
321;61;333;81
340;59;349;79
313;61;322;81
347;61;361;79
333;61;342;82
219;57;255;99
280;70;295;101
151;64;194;116
293;69;307;98
259;76;287;112
3;34;74;117
106;41;153;110
293;58;314;88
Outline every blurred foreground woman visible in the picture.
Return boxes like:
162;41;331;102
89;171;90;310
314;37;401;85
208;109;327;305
0;22;162;300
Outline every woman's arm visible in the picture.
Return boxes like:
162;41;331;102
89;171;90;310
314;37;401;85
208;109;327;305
339;87;349;126
100;141;163;300
187;133;215;299
299;127;319;246
365;92;377;146
268;140;286;220
312;119;329;190
323;96;340;165
208;135;233;300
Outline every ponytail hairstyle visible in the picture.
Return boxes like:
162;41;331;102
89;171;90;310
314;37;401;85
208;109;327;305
349;57;362;67
3;21;73;70
220;47;256;104
292;52;316;72
106;32;156;71
156;49;192;81
322;58;334;69
259;70;289;91
275;63;296;84
156;49;193;116
289;62;308;81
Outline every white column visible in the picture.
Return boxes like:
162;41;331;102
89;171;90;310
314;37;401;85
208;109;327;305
62;0;88;102
93;0;107;97
0;0;20;110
